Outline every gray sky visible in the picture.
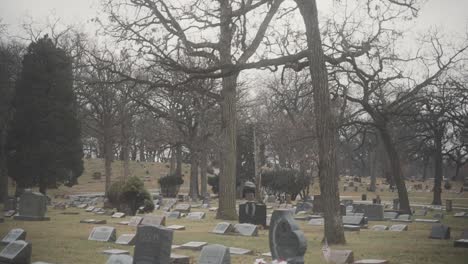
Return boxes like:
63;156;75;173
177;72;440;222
1;0;467;37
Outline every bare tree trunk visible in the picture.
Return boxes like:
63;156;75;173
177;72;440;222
121;115;130;181
175;144;182;177
378;127;411;214
139;139;145;162
295;0;345;244
253;126;263;202
200;147;208;197
369;147;376;192
0;127;8;203
169;147;176;175
189;148;200;200
432;130;443;205
103;118;113;194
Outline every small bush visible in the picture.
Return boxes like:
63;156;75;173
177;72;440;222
106;177;154;215
261;168;311;200
158;174;184;186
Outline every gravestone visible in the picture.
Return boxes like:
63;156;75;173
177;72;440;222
198;244;230;264
234;223;258;236
329;249;354;264
229;247;252;255
133;225;173;264
14;190;49;221
167;211;181;219
106;254;133;264
115;234;136;245
239;202;267;227
353;204;384;221
295;202;313;214
88;226;116;242
269;209;307;264
128;216;143;226
1;229;26;244
454;239;468;248
371;225;388;231
0;240;32;264
186;212;205;220
102;249;130;255
4;210;16;218
212;222;233;235
4;197;17;211
389;224;408;232
342;215;367;227
415;219;440;223
167;225;186;231
353;260;389;264
174;204;191;213
413;209;427;216
307;218;324;226
112;212;126;218
429;224;450;239
171;254;190;264
454;212;467;217
141;215;166;226
181;241;207;250
383;211;398;220
391;214;412;222
343;225;360;231
312;195;323;213
85;206;95;212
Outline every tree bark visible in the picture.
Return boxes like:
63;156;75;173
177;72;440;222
139;139;145;162
378;126;411;214
121;114;130;181
200;147;208;197
169;147;176;175
295;0;345;244
103;116;113;194
189;148;200;200
0;127;8;203
175;143;182;177
432;130;443;205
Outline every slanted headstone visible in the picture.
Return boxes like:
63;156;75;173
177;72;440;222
133;225;173;264
383;211;398;220
167;225;186;231
389;224;408;232
128;216;143;226
115;234;136;245
212;222;233;234
181;241;207;250
429;224;450;239
0;240;32;264
4;210;16;218
174;204;191;213
371;225;388;231
234;223;258;236
106;254;133;264
186;212;205;220
141;215;166;226
112;212;126;218
342;215;367;227
14;190;49;221
198;244;230;264
1;229;26;245
85;206;95;212
239;202;267;227
329;249;354;264
167;211;181;219
269;209;307;264
88;226;116;242
229;247;252;255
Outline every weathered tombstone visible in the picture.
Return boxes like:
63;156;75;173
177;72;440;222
383;211;398;220
167;211;181;219
115;234;136;245
413;209;427;216
174;204;191;213
454;212;467;217
4;197;17;212
429;224;450;239
1;229;26;244
371;225;388;231
229;247;252;255
141;215;166;226
128;216;143;227
4;210;16;218
106;254;133;264
446;199;453;212
233;223;258;236
88;226;117;242
312;195;323;213
198;244;230;264
133;225;173;264
353;204;384;221
212;222;233;235
112;212;126;218
238;202;267;227
269;209;307;264
342;215;367;227
14;190;49;221
167;225;186;231
0;240;32;264
186;212;205;220
389;224;408;232
329;249;354;264
181;241;207;250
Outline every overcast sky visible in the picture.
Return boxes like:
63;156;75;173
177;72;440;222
1;0;467;38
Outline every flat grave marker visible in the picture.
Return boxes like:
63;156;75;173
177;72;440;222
1;228;26;244
0;240;32;264
197;244;230;264
233;223;258;236
115;234;136;245
88;226;116;242
212;222;233;235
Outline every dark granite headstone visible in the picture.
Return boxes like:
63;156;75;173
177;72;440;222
0;240;32;264
238;202;267;227
212;222;233;235
106;254;133;264
133;225;173;264
342;215;367;227
269;209;307;264
312;195;323;213
234;224;258;236
353;204;384;221
1;229;26;244
198;244;230;263
141;215;166;226
88;226;116;242
429;224;450;239
14;190;49;221
115;234;136;245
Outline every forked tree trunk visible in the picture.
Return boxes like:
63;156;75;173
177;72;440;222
295;0;345;244
432;130;443;205
378;126;411;214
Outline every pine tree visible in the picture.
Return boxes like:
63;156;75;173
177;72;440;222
7;35;83;195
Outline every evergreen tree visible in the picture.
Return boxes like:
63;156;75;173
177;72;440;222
7;35;83;195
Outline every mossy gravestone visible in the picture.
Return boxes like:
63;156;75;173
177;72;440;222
269;209;307;264
198;244;230;264
0;240;32;264
134;225;173;264
14;190;49;221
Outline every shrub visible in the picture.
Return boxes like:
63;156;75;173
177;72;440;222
158;173;184;197
106;177;154;215
261;168;311;200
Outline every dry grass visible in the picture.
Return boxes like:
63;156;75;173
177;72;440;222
2;159;468;263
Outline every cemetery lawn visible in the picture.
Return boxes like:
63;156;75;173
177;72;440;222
2;159;468;263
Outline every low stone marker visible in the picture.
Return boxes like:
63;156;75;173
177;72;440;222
415;219;440;223
413;209;427;216
233;223;258;236
383;212;398;220
171;253;190;264
167;225;186;231
353;259;389;264
4;210;16;218
371;225;388;231
454;239;468;248
269;209;307;264
133;225;173;264
429;224;450;239
106;254;133;264
141;215;166;226
198;244;230;263
174;204;191;213
389;224;408;232
391;214;412;222
167;211;181;219
454;212;467;217
101;249;130;255
0;240;32;264
229;247;252;255
212;222;233;235
80;219;107;224
128;216;143;226
115;234;136;245
180;241;207;250
307;218;324;226
112;212;126;218
342;215;367;227
343;225;360;232
88;226;117;242
1;228;26;244
85;206;95;212
14;190;49;221
329;249;354;264
186;212;205;220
